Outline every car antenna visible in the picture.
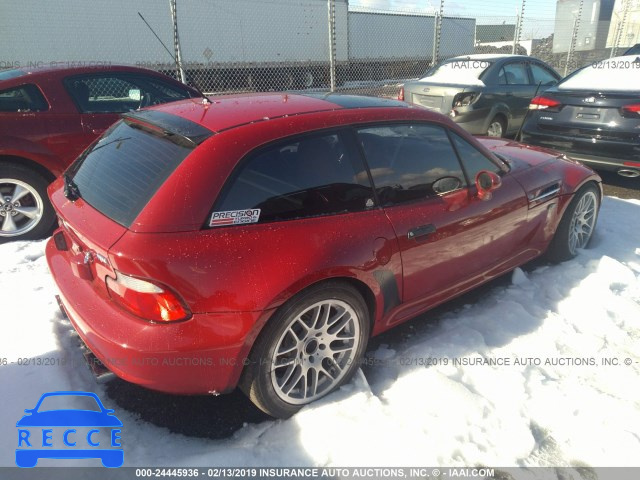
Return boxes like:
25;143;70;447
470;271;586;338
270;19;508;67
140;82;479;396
516;80;542;142
137;12;210;104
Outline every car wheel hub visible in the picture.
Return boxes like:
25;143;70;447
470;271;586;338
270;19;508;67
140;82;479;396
487;121;503;137
568;191;597;255
270;299;361;405
0;179;44;237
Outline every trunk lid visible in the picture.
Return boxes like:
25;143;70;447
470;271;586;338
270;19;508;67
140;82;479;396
534;90;640;143
404;83;477;114
49;177;126;283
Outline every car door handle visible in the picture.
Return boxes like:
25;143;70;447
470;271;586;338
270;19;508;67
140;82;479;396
408;224;436;240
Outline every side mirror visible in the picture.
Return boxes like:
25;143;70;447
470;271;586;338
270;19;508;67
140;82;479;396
475;170;502;201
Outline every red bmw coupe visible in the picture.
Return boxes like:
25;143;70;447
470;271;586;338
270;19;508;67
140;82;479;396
46;93;601;418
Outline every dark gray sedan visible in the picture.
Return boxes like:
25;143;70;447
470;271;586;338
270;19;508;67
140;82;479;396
399;54;561;137
521;55;640;178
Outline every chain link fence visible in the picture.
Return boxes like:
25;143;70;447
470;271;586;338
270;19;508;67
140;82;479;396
1;0;639;99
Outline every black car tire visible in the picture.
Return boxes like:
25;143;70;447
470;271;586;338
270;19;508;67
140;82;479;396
546;183;600;263
0;164;56;242
240;281;370;418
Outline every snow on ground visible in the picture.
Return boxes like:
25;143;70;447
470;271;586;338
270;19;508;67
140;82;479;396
1;196;640;469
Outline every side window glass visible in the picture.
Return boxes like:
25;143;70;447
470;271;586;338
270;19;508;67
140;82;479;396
502;63;530;85
144;78;192;101
450;132;502;181
497;68;508;85
357;124;466;206
66;75;144;113
530;64;558;86
0;84;48;112
214;132;375;224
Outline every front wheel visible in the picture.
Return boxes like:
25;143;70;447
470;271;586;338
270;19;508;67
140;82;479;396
240;282;370;418
546;183;600;262
0;164;55;242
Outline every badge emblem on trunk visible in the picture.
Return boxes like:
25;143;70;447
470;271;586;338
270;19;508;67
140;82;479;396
583;97;596;103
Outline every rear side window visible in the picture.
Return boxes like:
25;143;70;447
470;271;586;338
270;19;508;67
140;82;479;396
214;132;375;224
499;63;530;85
530;64;558;86
69;120;196;227
0;84;48;112
65;74;192;113
357;124;466;205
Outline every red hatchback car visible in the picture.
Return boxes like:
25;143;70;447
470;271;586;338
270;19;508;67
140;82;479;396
46;93;601;418
0;65;198;241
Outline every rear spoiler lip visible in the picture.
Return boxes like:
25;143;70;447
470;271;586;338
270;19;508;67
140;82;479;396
123;109;214;146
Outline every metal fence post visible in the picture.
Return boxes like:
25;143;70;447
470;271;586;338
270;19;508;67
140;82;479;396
169;0;186;84
432;0;444;66
564;0;583;76
512;0;526;54
611;0;631;58
328;0;337;92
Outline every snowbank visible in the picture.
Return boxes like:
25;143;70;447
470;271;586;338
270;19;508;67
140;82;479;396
1;196;639;468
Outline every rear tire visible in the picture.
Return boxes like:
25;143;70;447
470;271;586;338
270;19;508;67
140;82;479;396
0;164;55;242
546;183;600;262
240;281;370;418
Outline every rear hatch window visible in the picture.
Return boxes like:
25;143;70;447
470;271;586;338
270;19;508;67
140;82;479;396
67;111;213;227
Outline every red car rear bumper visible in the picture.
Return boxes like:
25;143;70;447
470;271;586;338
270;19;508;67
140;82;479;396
46;237;263;395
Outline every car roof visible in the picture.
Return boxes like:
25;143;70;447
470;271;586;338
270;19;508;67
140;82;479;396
447;54;529;61
1;64;177;80
146;92;411;133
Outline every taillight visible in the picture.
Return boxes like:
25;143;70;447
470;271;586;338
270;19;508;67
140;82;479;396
106;272;191;322
529;96;561;110
453;92;479;107
398;86;404;101
621;103;640;118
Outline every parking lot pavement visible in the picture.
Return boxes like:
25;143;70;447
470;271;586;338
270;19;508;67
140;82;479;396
599;171;640;200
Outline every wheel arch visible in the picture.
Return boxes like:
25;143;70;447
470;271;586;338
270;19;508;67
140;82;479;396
257;275;378;343
482;104;510;133
233;275;378;389
0;154;57;183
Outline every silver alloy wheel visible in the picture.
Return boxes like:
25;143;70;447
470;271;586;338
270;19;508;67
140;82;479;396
270;299;361;405
0;179;44;237
487;120;504;137
568;190;598;255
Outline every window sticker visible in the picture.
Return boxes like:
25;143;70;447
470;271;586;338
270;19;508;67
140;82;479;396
209;209;261;227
